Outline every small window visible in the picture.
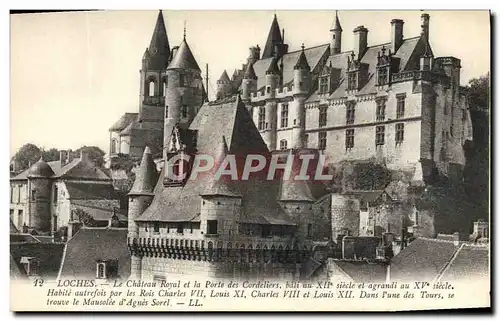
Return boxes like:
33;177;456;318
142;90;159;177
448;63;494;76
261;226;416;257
376;99;386;121
96;262;106;279
258;107;266;130
346;102;356;125
377;67;388;86
111;139;117;154
348;72;357;90
319;76;329;94
345;129;355;150
53;186;58;203
165;106;169;118
396;94;406;119
207;220;218;235
280;139;288;151
31;189;36;201
153;222;160;233
318;132;327;151
177;223;184;234
376;126;385;146
281;104;288;128
319;106;327;127
192;131;198;148
163;78;168;97
266;86;271;94
304;134;309;148
396;123;404;144
149;80;155;97
181;105;188;118
179;74;185;87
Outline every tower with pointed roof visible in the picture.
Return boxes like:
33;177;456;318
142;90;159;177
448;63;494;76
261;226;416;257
262;14;288;59
241;63;257;103
163;31;205;161
261;56;281;150
291;44;311;149
330;11;343;55
216;70;232;100
26;157;54;234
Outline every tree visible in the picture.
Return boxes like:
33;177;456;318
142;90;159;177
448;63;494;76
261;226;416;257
11;143;41;171
76;146;106;168
467;73;490;111
42;148;60;162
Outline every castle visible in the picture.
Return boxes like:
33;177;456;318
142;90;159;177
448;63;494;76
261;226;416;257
117;11;478;281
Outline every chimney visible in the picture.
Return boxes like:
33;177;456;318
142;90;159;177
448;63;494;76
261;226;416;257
453;232;460;246
390;19;404;53
59;150;67;166
421;13;430;41
67;149;74;163
80;150;89;162
353;26;368;58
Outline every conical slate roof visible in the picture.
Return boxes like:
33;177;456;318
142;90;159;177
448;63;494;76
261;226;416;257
262;14;283;59
331;11;342;31
201;136;242;198
218;70;231;83
266;56;281;75
27;157;54;178
279;151;315;202
129;146;158;196
147;10;171;70
167;39;201;71
243;62;257;79
294;45;311;70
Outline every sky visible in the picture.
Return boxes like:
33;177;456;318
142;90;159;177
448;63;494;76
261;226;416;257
9;10;490;157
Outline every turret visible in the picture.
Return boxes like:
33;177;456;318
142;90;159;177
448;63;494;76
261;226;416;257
291;44;311;149
216;70;232;100
279;150;315;241
265;56;281;98
164;34;204;160
293;44;311;95
128;146;158;239
421;13;430;42
242;62;257;102
330;11;342;55
262;57;281;150
420;33;433;72
200;136;242;237
26;157;54;234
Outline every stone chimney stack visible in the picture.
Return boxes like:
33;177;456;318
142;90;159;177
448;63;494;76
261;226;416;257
59;150;67;166
353;26;368;58
421;13;430;41
80;149;89;162
391;19;404;53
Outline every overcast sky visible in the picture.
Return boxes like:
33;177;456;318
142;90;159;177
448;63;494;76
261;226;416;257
10;10;490;157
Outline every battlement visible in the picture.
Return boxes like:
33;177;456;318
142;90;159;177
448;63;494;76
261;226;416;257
250;84;296;100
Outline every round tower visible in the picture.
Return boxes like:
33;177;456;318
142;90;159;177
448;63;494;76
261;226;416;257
330;11;343;55
241;62;257;102
292;44;311;149
262;57;281;151
164;37;204;160
128;146;158;279
216;70;232;100
26;157;54;234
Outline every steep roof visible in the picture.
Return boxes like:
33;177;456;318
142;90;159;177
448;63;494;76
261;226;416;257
280;152;315;202
146;10;171;70
167;39;201;71
331;11;342;31
331;260;387;282
294;46;311;70
243;62;257;80
69;201;127;221
129;146;158;196
262;14;283;59
137;96;294;226
58;227;130;279
266;56;281;74
27;157;54;178
249;44;330;91
218;70;231;83
439;245;489;282
10;242;65;279
390;237;459;282
65;182;119;200
306;36;422;102
109;113;138;132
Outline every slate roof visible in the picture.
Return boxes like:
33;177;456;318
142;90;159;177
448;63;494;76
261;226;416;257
243;62;257;80
146;10;171;70
262;14;283;59
331;11;342;31
12;158;112;181
10;219;19;234
58;227;130;280
218;70;230;82
27;157;54;178
294;46;311;70
10;254;26;279
167;39;201;71
439;245;489;282
137;96;295;226
342;190;385;204
70;202;127;222
306;36;422;102
10;233;41;243
65;182;119;200
129;146;159;196
10;242;65;279
280;151;315;202
332;260;387;282
390;237;459;282
109;113;138;132
249;44;330;91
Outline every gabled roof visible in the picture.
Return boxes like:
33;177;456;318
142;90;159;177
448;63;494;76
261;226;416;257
167;39;201;71
109;113;138;132
262;14;283;59
137;96;293;226
146;10;171;70
249;44;330;91
58;227;130;280
129;146;158;196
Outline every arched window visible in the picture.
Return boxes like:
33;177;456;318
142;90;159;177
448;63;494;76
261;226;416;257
149;80;155;97
111;139;117;154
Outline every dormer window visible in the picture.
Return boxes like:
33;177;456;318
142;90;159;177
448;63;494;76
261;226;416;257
20;257;39;276
319;76;329;94
96;259;118;279
347;72;357;90
377;68;388;86
346;101;356;125
376;46;393;86
376;98;386;121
